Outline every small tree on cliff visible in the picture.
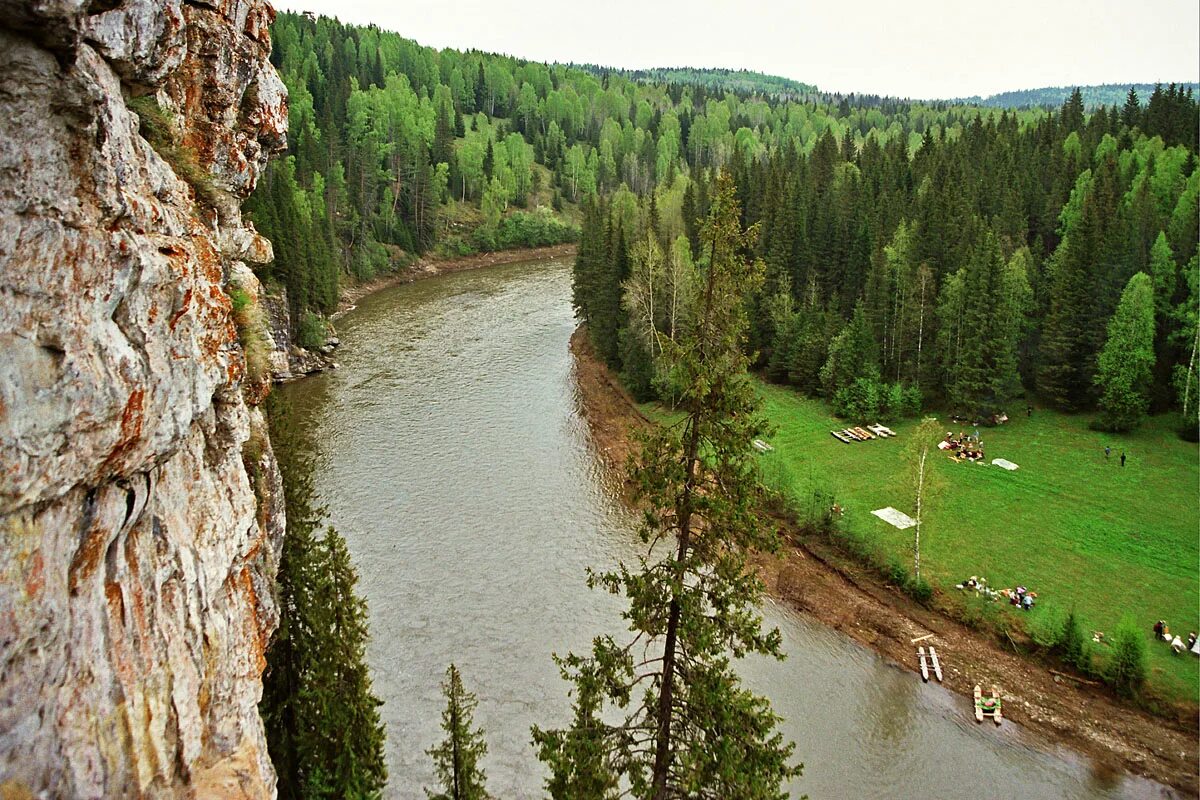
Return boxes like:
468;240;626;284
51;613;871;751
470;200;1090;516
533;170;801;799
426;664;491;800
262;398;387;800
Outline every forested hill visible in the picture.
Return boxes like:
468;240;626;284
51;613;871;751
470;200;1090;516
571;66;818;98
250;12;1197;436
248;11;1021;333
964;82;1199;110
572;85;1197;435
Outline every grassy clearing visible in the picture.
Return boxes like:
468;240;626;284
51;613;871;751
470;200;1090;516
748;382;1199;701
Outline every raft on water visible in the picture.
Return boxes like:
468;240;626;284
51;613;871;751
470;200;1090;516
974;684;1002;725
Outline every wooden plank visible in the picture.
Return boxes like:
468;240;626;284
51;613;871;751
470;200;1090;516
974;685;984;723
918;646;929;682
992;685;1003;725
910;633;934;643
929;646;943;682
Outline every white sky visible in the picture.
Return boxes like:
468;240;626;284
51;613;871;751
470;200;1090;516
276;0;1200;99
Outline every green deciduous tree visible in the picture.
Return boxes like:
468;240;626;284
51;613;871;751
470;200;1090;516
1095;272;1156;431
533;170;801;799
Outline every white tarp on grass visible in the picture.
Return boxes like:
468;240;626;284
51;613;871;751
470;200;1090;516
872;507;917;529
991;458;1019;471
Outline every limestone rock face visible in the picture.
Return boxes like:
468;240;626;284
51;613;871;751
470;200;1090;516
0;0;287;796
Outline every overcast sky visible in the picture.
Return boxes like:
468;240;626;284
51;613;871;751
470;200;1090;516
276;0;1200;99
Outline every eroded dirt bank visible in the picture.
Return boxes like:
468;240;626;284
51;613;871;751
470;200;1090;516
569;325;1199;797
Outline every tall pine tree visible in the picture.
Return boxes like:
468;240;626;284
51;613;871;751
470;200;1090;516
533;171;801;799
426;665;490;800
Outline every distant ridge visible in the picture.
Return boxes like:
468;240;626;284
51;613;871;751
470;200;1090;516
570;67;1198;112
956;82;1199;109
568;65;818;99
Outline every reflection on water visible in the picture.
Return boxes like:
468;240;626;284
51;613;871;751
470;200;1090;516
280;258;1172;800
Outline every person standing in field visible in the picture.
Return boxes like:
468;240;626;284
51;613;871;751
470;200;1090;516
1120;451;1126;467
1105;445;1111;460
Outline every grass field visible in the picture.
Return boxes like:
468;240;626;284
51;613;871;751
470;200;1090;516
742;383;1199;701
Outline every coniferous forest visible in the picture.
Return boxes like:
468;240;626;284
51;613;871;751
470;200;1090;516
251;11;1197;434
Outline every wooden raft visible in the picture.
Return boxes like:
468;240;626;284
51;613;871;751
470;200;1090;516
928;646;944;682
974;684;1002;725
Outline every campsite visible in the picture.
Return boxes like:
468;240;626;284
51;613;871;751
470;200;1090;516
754;382;1200;702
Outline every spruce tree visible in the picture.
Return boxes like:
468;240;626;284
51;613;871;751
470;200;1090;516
1120;87;1141;130
1095;272;1156;431
820;301;880;398
1105;617;1148;696
262;400;387;800
426;665;490;800
533;170;801;799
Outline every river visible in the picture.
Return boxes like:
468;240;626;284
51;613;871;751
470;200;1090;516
280;256;1169;799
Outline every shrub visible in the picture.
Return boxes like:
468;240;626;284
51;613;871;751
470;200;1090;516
297;311;327;351
351;241;389;281
229;286;252;313
833;376;882;420
1059;607;1089;671
1104;616;1148;696
1029;608;1064;649
906;575;933;604
227;283;271;390
471;208;580;253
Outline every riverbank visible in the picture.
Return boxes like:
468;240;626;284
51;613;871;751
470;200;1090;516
569;325;1199;796
335;243;578;317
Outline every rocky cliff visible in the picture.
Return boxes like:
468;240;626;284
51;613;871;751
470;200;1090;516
0;0;288;796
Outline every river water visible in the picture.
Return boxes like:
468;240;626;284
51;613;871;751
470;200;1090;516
280;257;1170;800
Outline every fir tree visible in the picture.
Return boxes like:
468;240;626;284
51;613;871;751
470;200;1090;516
533;170;801;799
1121;87;1141;130
1105;617;1148;696
426;665;490;800
1095;272;1156;431
820;301;879;398
262;400;388;800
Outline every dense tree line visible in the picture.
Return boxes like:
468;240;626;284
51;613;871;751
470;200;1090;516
251;13;1195;341
967;82;1198;119
574;89;1198;433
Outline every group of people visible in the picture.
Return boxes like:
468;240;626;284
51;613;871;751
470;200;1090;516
956;575;1001;601
943;431;985;461
1003;585;1037;611
1153;621;1199;655
954;576;1038;610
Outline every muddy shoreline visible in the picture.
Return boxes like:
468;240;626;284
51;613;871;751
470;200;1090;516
568;325;1199;797
335;243;578;317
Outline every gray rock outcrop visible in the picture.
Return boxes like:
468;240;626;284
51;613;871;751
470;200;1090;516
0;0;288;795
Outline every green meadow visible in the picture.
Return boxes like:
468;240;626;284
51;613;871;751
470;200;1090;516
745;383;1199;701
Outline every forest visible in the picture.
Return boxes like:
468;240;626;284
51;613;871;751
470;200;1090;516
247;8;1198;412
966;82;1200;109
